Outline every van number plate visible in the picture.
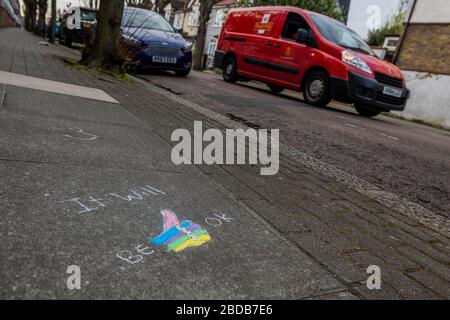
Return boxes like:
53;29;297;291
382;86;403;98
152;56;177;64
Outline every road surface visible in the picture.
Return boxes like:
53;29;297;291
139;70;450;219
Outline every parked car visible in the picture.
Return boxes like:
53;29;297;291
121;7;192;76
214;6;409;117
46;18;61;39
60;7;97;47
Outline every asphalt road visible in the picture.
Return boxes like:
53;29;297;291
138;70;450;219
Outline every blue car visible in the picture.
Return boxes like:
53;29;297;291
122;8;192;76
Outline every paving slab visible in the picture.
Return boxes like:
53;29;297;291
0;161;343;299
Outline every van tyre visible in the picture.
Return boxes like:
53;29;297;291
355;104;381;118
268;84;284;94
303;70;331;107
223;56;239;83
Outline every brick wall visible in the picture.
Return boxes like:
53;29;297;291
0;7;15;27
397;24;450;75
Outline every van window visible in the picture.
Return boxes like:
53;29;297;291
281;12;310;41
310;13;374;56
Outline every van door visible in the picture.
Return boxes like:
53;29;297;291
237;10;281;79
269;12;317;88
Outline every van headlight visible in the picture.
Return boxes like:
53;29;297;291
342;50;372;74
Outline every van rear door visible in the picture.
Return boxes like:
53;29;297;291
230;9;281;79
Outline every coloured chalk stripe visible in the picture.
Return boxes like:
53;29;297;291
150;218;211;252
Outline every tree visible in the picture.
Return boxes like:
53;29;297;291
23;0;37;32
367;13;405;46
193;0;216;70
238;0;343;21
81;0;125;71
49;0;56;43
37;0;48;37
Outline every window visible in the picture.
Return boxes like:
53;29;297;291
173;13;184;30
214;9;226;27
165;9;171;21
208;39;217;56
188;5;200;27
311;13;374;56
281;12;310;41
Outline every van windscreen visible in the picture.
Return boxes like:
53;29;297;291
310;14;374;56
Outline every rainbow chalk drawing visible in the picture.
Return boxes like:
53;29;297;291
150;209;211;252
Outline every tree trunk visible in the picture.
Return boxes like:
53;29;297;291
24;0;37;32
49;0;56;43
193;0;215;71
37;0;47;38
82;0;125;70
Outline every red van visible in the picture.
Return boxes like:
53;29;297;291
214;6;409;117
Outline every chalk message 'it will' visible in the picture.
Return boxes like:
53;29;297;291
60;185;166;214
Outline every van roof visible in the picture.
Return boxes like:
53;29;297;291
228;5;333;20
228;5;347;27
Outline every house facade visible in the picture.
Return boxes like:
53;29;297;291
394;0;450;128
204;0;236;69
165;0;199;43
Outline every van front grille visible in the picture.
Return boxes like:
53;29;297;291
375;72;403;88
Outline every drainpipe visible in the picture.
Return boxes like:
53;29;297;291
393;0;418;64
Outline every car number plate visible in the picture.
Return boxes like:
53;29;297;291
383;86;403;98
152;56;177;64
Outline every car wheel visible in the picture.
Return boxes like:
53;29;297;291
355;104;381;118
303;70;331;107
268;84;284;94
175;69;190;77
223;56;239;83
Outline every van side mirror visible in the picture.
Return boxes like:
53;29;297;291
296;28;308;44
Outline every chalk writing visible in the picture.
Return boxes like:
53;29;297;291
116;244;155;264
116;209;234;265
60;185;166;214
205;213;233;227
54;127;98;141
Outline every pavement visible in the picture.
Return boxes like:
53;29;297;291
0;28;449;299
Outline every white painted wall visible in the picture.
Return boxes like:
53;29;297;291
411;0;450;23
393;71;450;129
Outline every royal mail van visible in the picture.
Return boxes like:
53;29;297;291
214;6;409;117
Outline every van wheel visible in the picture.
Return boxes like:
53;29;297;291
303;70;331;107
355;104;381;118
268;84;284;94
223;56;239;83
